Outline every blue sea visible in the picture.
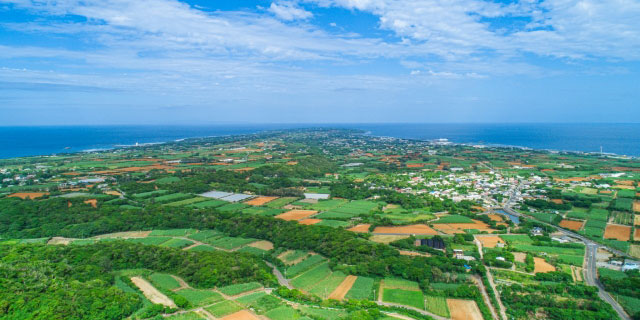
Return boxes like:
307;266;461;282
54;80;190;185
1;123;639;159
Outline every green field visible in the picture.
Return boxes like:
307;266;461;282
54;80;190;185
617;189;637;198
218;282;262;296
598;268;627;280
165;197;208;206
160;238;194;248
216;202;250;212
308;271;347;298
150;229;196;236
432;215;474;224
204;300;244;317
345;276;374;300
266;197;298;208
287;255;326;277
166;312;206;320
500;234;534;245
280;250;309;265
191;199;227;208
291;262;332;291
188;229;223;242
299;306;347;320
382;278;421;291
614;198;633;211
175;288;224;307
425;295;449;317
148;273;182;291
206;236;256;250
125;237;171;246
316;219;350;228
153;193;192;203
382;288;424;309
265;305;302;320
617;295;640;316
133;190;168;198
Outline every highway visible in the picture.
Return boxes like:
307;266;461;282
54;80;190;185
500;182;630;320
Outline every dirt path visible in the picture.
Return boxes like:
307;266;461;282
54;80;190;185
130;276;176;308
471;275;499;320
170;275;191;291
328;275;357;300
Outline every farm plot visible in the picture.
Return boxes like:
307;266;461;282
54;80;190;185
191;199;227;208
604;224;631;241
220;310;261;320
160;238;194;248
345;276;375;300
327;275;358;300
559;219;585;231
316;220;350;228
306;269;349;298
290;263;333;293
205;300;244;318
635;230;640;242
175;288;223;307
150;229;196;236
216;203;249;213
433;215;474;224
207;236;257;250
133;190;168;198
447;299;482;320
286;255;326;277
476;235;504;248
7;192;48;199
614;198;634;211
188;230;223;242
612;211;635;225
634;201;640;213
533;257;556;273
276;210;317;221
265;197;298;208
218;282;262;296
153;193;192;204
433;220;495;234
278;250;310;265
373;224;437;235
244;196;278;206
347;224;371;233
148;273;182;291
382;288;423;309
130;276;177;308
299;218;322;225
165;197;208;207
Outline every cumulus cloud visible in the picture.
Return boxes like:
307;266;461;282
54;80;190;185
268;1;313;21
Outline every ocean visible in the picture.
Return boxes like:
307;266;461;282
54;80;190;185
1;123;639;159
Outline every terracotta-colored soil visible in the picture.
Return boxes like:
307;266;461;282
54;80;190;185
634;229;640;241
487;214;503;222
245;196;278;206
348;224;371;233
559;219;584;231
299;219;322;225
633;201;640;213
7;192;48;199
328;275;357;300
513;252;526;263
534;257;556;273
399;250;430;257
433;220;496;234
604;224;631;241
476;236;504;248
551;199;563;204
221;310;261;320
275;210;317;221
373;224;437;235
448;299;483;320
93;231;151;239
84;199;97;208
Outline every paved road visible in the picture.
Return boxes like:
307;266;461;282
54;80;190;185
501;182;630;320
265;261;293;289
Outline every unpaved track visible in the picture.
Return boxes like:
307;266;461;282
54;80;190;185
328;275;357;300
130;276;176;308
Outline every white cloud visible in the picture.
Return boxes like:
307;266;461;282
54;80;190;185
268;1;313;21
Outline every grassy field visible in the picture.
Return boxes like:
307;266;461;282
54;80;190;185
308;271;347;298
166;312;206;320
345;276;375;300
432;215;474;224
133;190;168;198
383;288;424;309
175;288;223;307
291;262;332;292
206;236;256;250
150;229;196;236
286;255;326;277
280;250;309;265
316;219;350;228
191;199;227;208
216;203;249;212
218;282;262;296
500;235;533;245
382;278;421;291
160;238;194;248
617;295;640;317
614;198;634;211
265;305;302;320
165;197;208;206
153;193;192;203
148;273;181;291
204;300;244;317
188;230;223;242
266;197;298;208
125;237;171;246
235;292;283;313
425;295;450;317
299;306;347;320
598;268;627;280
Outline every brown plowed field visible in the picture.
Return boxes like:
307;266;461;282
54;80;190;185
448;299;482;320
559;219;584;231
348;224;371;233
373;224;437;235
487;214;503;222
8;192;48;199
245;196;278;206
633;201;640;213
604;224;631;241
328;275;357;300
634;229;640;241
275;210;317;221
221;310;260;320
84;199;97;208
476;236;504;248
299;219;322;225
534;257;556;273
433;220;495;234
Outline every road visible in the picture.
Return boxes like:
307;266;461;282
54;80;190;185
265;261;292;289
501;182;630;320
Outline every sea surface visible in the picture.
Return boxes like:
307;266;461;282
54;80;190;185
1;123;639;159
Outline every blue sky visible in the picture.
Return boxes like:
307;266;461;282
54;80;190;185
1;0;639;125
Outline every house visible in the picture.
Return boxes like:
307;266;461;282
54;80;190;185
531;227;543;236
623;262;639;271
